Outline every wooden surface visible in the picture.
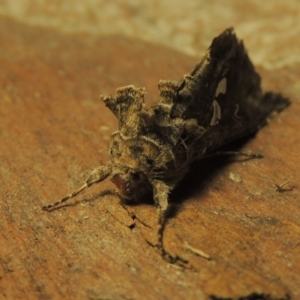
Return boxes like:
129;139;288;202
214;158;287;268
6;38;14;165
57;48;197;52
0;17;299;300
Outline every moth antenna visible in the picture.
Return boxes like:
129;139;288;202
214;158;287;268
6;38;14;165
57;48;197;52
42;165;111;211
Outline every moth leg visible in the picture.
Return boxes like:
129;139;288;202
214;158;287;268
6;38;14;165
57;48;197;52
153;180;187;264
201;151;263;160
153;180;169;252
42;165;111;211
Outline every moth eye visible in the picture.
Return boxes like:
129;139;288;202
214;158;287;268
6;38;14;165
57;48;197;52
146;158;154;166
131;172;143;182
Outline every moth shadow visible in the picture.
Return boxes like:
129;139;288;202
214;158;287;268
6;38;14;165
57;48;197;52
166;134;259;220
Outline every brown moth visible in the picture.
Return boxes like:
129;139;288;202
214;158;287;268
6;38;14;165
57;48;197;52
43;28;289;263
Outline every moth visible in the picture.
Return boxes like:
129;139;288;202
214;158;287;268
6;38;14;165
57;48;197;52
43;28;289;263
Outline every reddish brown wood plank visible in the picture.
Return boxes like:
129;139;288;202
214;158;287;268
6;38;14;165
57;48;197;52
0;18;299;300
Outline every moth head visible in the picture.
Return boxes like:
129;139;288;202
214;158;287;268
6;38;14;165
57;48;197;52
111;168;152;202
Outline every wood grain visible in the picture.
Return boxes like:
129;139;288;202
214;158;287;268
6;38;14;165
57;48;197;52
0;18;299;300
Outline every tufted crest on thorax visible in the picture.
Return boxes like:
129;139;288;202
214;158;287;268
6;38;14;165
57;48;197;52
102;85;147;138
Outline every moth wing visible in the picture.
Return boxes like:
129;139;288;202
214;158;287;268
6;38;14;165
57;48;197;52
155;28;289;154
